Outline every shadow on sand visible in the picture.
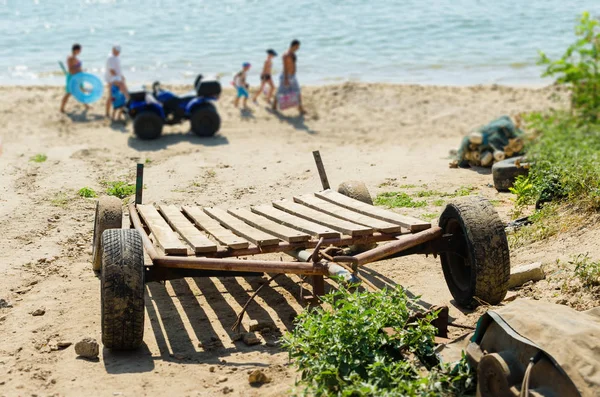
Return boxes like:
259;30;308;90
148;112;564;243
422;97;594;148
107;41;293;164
64;109;105;123
267;108;317;135
127;133;229;151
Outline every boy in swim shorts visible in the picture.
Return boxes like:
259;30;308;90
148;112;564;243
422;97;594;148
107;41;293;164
252;49;277;104
233;62;251;109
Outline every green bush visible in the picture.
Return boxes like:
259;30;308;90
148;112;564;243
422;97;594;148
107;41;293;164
282;285;475;396
539;11;600;121
517;112;600;210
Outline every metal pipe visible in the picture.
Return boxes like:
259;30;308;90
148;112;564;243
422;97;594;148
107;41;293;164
128;203;159;260
287;250;359;284
152;255;328;276
335;226;443;266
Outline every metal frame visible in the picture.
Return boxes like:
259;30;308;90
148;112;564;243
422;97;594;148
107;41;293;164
129;153;464;294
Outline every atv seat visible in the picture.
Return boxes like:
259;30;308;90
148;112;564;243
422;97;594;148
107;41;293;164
197;81;221;97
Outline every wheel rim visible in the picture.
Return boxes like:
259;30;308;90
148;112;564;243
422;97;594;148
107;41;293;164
442;218;471;292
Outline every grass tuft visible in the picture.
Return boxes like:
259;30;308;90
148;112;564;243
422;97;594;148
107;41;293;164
78;187;97;198
375;192;427;208
30;154;47;163
103;181;136;199
570;253;600;287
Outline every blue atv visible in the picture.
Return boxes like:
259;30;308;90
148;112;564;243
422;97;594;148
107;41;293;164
127;75;222;140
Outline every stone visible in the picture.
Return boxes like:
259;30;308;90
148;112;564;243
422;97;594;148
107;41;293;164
242;332;261;346
248;369;271;385
209;366;215;373
31;308;45;316
231;333;242;342
57;341;72;349
216;376;228;384
74;337;99;359
248;320;275;332
222;386;234;394
508;262;545;289
0;299;12;309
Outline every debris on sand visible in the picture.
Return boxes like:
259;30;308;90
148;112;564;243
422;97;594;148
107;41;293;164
0;299;12;309
31;308;45;316
248;369;271;385
75;337;99;359
242;332;261;346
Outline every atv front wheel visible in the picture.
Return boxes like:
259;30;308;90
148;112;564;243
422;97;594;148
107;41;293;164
101;229;145;350
191;104;221;137
134;111;163;140
438;196;510;308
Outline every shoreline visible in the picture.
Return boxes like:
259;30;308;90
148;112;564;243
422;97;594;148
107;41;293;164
0;80;555;91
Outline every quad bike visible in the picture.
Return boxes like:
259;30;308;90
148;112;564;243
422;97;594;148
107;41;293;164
127;75;221;140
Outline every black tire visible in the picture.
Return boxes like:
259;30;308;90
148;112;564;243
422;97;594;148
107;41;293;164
438;196;510;308
101;229;145;350
92;196;123;272
190;104;221;137
337;180;373;205
492;156;528;192
133;111;163;140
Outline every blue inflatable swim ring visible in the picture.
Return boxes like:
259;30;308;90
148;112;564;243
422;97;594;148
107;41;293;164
68;73;104;104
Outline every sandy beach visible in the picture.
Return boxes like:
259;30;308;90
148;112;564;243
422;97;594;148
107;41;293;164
1;82;597;396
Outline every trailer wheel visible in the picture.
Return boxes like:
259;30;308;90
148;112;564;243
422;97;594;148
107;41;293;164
438;196;510;308
92;196;122;271
338;180;373;205
134;111;163;140
191;104;221;137
101;229;145;350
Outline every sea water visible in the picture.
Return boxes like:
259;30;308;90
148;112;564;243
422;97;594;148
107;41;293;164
0;0;599;87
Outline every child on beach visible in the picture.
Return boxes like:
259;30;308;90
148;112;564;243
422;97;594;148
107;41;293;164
60;43;86;113
252;49;277;104
233;62;251;108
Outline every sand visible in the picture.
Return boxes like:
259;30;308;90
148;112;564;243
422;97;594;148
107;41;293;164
0;82;596;397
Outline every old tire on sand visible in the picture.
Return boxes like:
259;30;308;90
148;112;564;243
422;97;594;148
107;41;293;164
492;156;528;192
438;196;510;308
101;229;145;350
338;180;373;205
92;196;123;271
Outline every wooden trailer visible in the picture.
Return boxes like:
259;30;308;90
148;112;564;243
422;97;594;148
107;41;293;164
91;153;510;350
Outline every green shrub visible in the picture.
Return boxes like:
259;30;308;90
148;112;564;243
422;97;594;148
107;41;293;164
78;187;97;198
375;192;427;208
282;285;475;396
103;181;136;199
30;154;47;163
571;253;600;287
539;12;600;121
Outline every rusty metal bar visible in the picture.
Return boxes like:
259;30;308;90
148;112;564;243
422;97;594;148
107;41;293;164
152;255;329;276
128;203;159;260
334;226;443;266
313;150;330;190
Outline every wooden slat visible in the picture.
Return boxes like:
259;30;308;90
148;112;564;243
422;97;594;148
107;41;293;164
158;204;218;254
293;194;402;234
315;189;431;232
251;205;340;239
137;204;188;255
182;206;249;250
272;199;373;237
204;207;281;247
228;208;311;243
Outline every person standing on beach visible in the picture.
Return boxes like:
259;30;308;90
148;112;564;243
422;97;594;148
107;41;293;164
273;39;305;115
233;62;251;109
252;49;277;104
105;45;129;118
59;43;85;113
